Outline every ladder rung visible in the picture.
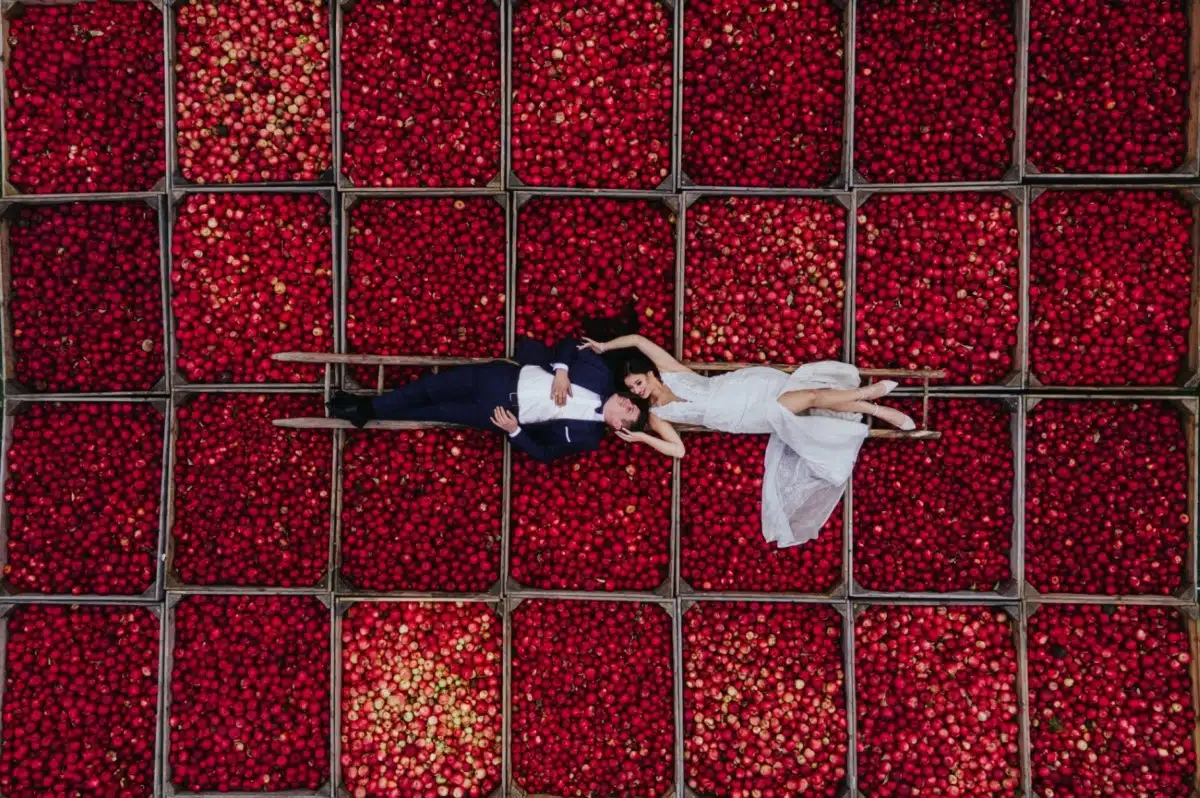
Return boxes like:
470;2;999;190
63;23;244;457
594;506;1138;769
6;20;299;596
857;367;949;380
276;417;941;439
685;362;949;380
273;418;470;431
273;352;511;367
869;429;941;440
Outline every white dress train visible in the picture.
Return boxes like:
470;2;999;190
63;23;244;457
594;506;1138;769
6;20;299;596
653;362;869;548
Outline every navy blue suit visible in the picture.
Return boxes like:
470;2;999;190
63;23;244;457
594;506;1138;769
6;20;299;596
371;337;616;462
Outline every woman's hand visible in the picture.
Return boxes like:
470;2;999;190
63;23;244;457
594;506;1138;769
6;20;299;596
616;429;649;444
578;337;609;354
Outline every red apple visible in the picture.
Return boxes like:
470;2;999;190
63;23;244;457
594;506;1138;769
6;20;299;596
1026;0;1189;174
1029;190;1193;386
0;605;159;798
171;393;332;587
9;202;164;393
854;398;1014;592
512;599;675;796
1029;604;1197;798
855;192;1021;385
681;433;843;593
341;0;501;187
516;197;675;346
171;192;333;384
340;601;502;798
340;429;503;592
169;595;330;791
510;436;672;591
684;602;848;797
5;0;165;193
682;0;845;187
684;195;846;363
174;0;332;183
1025;400;1190;595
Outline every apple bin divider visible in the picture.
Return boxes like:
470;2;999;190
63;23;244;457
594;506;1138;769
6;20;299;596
849;0;1027;189
330;596;505;798
164;186;341;391
0;194;172;397
160;591;334;798
333;0;506;192
1021;394;1199;606
0;0;170;200
1021;0;1200;182
0;395;171;602
163;388;339;594
164;0;337;190
1025;185;1200;391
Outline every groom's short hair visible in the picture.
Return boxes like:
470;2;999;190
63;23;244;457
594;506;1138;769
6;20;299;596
620;391;652;433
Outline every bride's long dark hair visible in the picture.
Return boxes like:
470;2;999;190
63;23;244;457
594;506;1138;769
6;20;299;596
580;303;661;382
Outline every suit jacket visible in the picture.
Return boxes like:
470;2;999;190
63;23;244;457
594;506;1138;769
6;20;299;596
508;336;616;462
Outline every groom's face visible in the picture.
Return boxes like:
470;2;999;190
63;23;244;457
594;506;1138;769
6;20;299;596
603;395;639;430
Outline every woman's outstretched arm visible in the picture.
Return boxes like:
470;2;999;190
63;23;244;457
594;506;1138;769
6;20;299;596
618;413;685;458
580;334;692;374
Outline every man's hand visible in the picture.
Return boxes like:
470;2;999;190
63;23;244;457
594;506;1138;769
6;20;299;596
491;407;519;434
578;337;609;354
551;369;573;406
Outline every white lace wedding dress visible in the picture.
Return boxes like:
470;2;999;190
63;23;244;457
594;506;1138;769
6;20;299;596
654;361;869;548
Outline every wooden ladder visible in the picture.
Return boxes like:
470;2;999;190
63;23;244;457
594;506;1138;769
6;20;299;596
684;362;948;440
271;352;506;431
270;353;947;439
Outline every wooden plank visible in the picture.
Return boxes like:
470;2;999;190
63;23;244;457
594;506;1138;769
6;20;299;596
922;382;931;429
856;367;948;380
272;417;463;429
672;423;940;439
867;429;941;440
276;417;941;440
1186;611;1200;796
684;361;948;380
272;352;514;367
276;352;947;380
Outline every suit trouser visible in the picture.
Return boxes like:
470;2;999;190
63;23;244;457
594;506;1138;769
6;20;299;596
370;362;521;429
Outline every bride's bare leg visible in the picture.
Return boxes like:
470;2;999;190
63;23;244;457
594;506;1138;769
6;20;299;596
777;380;898;414
831;400;916;431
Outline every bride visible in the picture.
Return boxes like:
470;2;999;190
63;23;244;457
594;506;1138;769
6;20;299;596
581;330;914;548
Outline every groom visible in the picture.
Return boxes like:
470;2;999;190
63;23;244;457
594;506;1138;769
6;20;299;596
327;337;650;462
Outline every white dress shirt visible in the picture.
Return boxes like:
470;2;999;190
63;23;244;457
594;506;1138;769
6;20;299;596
510;365;604;436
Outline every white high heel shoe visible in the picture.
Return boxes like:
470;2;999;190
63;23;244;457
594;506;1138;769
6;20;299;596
860;379;899;401
869;404;916;431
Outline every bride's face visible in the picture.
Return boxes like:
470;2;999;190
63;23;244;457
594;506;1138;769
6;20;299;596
624;371;657;399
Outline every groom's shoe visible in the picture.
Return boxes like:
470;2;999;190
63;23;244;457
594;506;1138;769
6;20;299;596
328;390;375;429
